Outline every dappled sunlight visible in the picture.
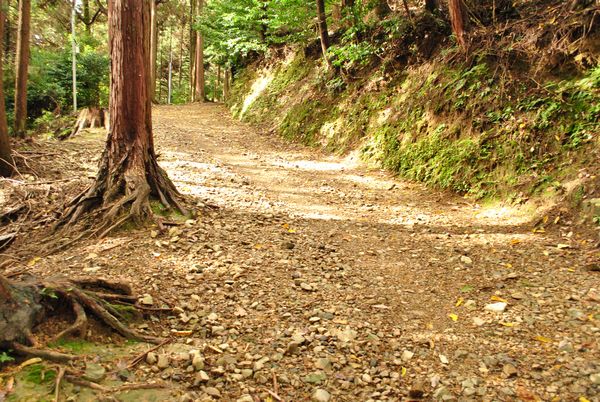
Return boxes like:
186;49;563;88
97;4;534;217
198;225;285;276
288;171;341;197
241;73;274;116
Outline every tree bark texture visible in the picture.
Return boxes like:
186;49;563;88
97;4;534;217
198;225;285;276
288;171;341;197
0;0;13;177
150;0;158;103
14;0;30;137
448;0;467;48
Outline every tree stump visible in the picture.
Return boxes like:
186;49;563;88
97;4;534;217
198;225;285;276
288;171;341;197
71;107;108;137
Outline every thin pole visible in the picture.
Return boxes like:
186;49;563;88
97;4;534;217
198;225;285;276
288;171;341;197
168;27;173;104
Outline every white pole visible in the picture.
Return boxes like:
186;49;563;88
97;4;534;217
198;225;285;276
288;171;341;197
71;0;77;112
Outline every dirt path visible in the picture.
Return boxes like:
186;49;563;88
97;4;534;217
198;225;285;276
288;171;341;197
9;104;600;401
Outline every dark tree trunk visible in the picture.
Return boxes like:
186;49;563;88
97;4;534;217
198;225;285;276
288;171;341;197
0;0;13;177
14;0;30;138
194;0;205;102
373;0;391;19
316;0;330;64
189;0;196;100
62;0;185;230
223;68;230;100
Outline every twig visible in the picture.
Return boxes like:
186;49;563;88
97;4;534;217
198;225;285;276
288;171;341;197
54;366;66;402
263;388;284;402
127;338;172;369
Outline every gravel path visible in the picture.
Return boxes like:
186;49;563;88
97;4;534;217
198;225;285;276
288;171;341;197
21;103;600;401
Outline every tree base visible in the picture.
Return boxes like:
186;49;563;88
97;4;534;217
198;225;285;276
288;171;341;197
59;147;188;237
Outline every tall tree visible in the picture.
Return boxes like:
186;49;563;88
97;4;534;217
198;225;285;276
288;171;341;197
0;0;13;177
62;0;185;228
316;0;330;66
14;0;31;137
194;0;205;102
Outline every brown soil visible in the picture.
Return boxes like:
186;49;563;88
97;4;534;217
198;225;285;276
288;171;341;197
1;103;599;401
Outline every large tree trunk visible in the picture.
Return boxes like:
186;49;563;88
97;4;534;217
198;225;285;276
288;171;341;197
61;0;185;230
448;0;467;48
0;0;13;177
316;0;331;66
150;0;159;103
194;0;205;102
14;0;30;138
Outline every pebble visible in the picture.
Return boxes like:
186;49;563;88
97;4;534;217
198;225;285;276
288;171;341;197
485;302;507;312
146;352;158;365
157;354;170;369
312;388;331;402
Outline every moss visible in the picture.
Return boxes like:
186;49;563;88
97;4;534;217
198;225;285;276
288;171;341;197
23;364;56;385
229;49;599;201
49;338;97;353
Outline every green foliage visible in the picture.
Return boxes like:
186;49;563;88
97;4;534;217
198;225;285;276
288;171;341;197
0;351;15;364
23;364;57;385
330;42;379;70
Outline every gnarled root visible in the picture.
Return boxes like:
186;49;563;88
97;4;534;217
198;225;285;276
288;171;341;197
0;274;164;363
58;149;188;238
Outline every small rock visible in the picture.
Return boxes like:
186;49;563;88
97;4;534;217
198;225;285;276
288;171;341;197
408;381;425;398
460;255;473;265
205;387;221;397
157;354;170;369
146;352;158;365
140;294;154;306
312;388;331;402
195;370;210;383
502;363;518;378
484;302;507;312
315;358;332;371
300;283;314;292
84;363;106;382
401;350;414;362
590;373;600;385
237;396;254;402
473;317;485;326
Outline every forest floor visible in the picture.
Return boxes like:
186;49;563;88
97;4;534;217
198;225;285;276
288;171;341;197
1;103;600;401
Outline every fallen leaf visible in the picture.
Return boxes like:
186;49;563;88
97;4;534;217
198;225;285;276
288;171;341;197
27;257;41;267
491;295;508;303
534;335;552;343
401;367;407;377
455;297;464;307
448;313;458;322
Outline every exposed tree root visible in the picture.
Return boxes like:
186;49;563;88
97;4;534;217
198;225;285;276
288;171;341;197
57;148;189;239
1;274;165;363
9;342;77;363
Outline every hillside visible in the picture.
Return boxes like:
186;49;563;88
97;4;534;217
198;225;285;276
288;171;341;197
227;0;600;221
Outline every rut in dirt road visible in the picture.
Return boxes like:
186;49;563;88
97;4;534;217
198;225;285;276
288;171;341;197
23;104;600;401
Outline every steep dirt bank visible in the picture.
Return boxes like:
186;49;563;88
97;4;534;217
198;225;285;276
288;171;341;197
226;2;599;215
1;104;598;401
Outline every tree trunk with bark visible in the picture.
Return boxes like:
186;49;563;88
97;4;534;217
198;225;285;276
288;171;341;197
189;0;196;100
316;0;331;66
61;0;185;232
194;0;205;102
150;0;159;103
14;0;30;138
448;0;467;48
0;0;13;177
